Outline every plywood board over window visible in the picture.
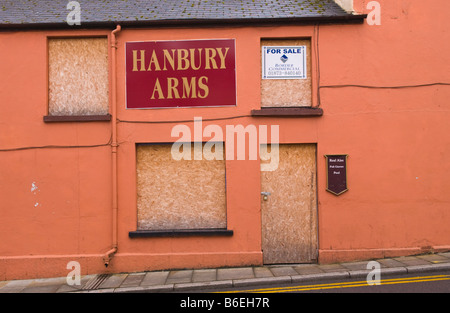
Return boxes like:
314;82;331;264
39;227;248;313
261;39;312;107
48;37;109;116
136;144;227;230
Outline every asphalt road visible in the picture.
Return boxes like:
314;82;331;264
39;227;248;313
264;273;450;293
209;270;450;293
163;273;449;312
128;271;450;312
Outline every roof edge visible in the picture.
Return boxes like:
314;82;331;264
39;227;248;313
0;14;367;31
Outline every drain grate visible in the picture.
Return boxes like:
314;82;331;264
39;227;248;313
82;274;111;291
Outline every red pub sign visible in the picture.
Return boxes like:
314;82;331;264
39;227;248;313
126;39;236;109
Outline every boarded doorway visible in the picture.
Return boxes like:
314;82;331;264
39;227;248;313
261;144;318;264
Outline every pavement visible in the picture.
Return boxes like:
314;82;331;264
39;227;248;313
1;252;450;293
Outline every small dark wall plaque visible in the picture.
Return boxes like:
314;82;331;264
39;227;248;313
325;154;348;196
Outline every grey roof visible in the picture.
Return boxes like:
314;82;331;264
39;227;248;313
0;0;363;28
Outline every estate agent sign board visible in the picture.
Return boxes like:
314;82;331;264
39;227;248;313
126;39;236;109
262;46;307;80
325;154;348;196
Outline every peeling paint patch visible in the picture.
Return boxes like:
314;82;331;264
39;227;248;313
31;182;38;193
31;182;41;208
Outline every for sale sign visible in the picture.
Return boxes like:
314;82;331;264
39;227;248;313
126;39;236;109
262;46;307;80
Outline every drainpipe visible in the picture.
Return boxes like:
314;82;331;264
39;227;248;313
104;24;121;267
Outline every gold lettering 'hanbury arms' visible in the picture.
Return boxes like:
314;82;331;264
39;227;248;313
151;76;209;100
132;48;229;72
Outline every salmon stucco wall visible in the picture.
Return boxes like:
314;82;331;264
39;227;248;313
0;0;449;280
317;0;450;262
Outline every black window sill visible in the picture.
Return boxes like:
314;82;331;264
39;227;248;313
129;229;234;238
251;107;323;117
43;114;112;123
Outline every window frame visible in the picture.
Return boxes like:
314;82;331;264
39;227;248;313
44;33;111;123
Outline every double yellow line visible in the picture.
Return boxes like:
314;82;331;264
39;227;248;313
220;274;450;293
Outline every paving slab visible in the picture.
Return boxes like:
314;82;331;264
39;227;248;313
393;256;432;266
120;273;146;287
141;271;169;286
2;279;34;288
166;270;193;284
217;267;254;281
253;267;274;278
347;267;407;279
376;258;406;268
21;285;60;293
317;263;349;273
56;276;94;292
438;252;450;258
32;277;68;286
84;288;116;293
120;284;174;293
56;284;82;293
0;279;33;293
174;280;233;291
233;276;291;288
294;264;325;275
98;273;128;289
269;266;298;277
0;286;28;293
340;261;373;271
416;254;450;263
192;269;216;283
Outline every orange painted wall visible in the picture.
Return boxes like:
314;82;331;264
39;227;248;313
1;0;449;280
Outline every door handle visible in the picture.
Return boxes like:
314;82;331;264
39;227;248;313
261;192;271;201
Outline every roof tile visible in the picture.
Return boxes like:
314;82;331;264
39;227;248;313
0;0;353;26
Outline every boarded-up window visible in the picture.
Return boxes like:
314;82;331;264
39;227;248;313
48;38;109;116
136;144;227;230
261;39;312;107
